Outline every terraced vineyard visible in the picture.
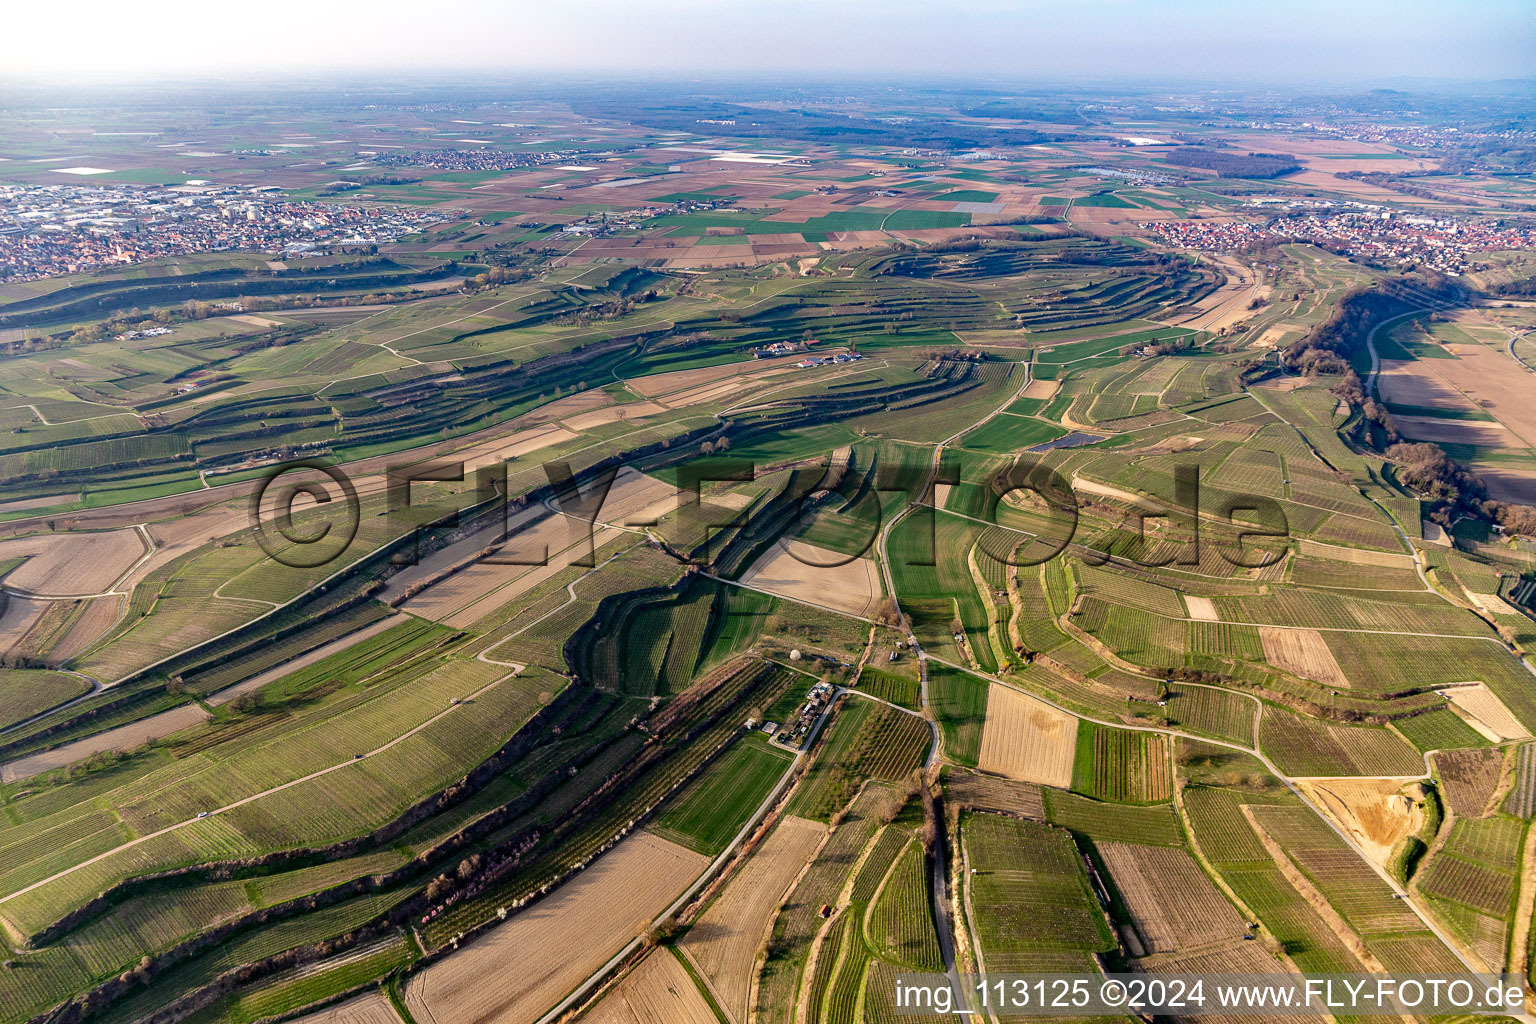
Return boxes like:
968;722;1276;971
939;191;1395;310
2;80;1534;1024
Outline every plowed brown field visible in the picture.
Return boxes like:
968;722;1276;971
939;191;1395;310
976;683;1076;788
405;832;708;1024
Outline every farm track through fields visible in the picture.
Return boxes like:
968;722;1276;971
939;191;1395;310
15;268;1534;1024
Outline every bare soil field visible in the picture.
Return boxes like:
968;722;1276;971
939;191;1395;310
1259;627;1350;688
1390;344;1536;452
658;377;757;410
1392;415;1515;449
47;594;125;664
628;357;795;399
142;502;252;576
976;683;1077;788
945;770;1045;817
595;467;681;527
680;815;824;1022
1472;467;1536;505
1168;256;1269;333
444;531;628;629
1183;595;1219;621
580;950;717;1024
1295;778;1422;867
1097;842;1248;953
452;424;580;475
290;991;403;1024
1433;748;1504;818
0;493;75;514
1445;683;1532;741
1296;539;1414;568
401;519;625;628
0;529;146;595
380;505;547;602
1286;170;1416;202
405;832;708;1024
739;540;881;618
514;388;610;426
0;595;47;657
563;402;667;432
1376;359;1482;415
1138;938;1288;1024
1;701;212;783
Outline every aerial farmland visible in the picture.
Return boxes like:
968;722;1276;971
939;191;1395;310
3;13;1536;1024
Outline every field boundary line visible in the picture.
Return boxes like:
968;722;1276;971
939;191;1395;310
0;668;519;906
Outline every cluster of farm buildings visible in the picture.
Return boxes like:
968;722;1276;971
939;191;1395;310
1145;205;1536;273
0;183;443;283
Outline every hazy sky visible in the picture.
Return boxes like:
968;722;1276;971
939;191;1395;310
9;0;1534;83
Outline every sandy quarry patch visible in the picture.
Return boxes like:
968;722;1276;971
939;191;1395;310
1182;595;1219;621
289;991;403;1024
739;540;882;618
1097;842;1249;954
0;529;146;596
680;815;824;1022
404;832;708;1024
562;401;666;431
1296;539;1415;569
976;683;1077;788
1296;778;1422;868
1259;627;1350;688
1;701;212;783
1444;683;1532;741
582;950;717;1024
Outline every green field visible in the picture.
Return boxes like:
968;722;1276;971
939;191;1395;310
650;735;793;854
